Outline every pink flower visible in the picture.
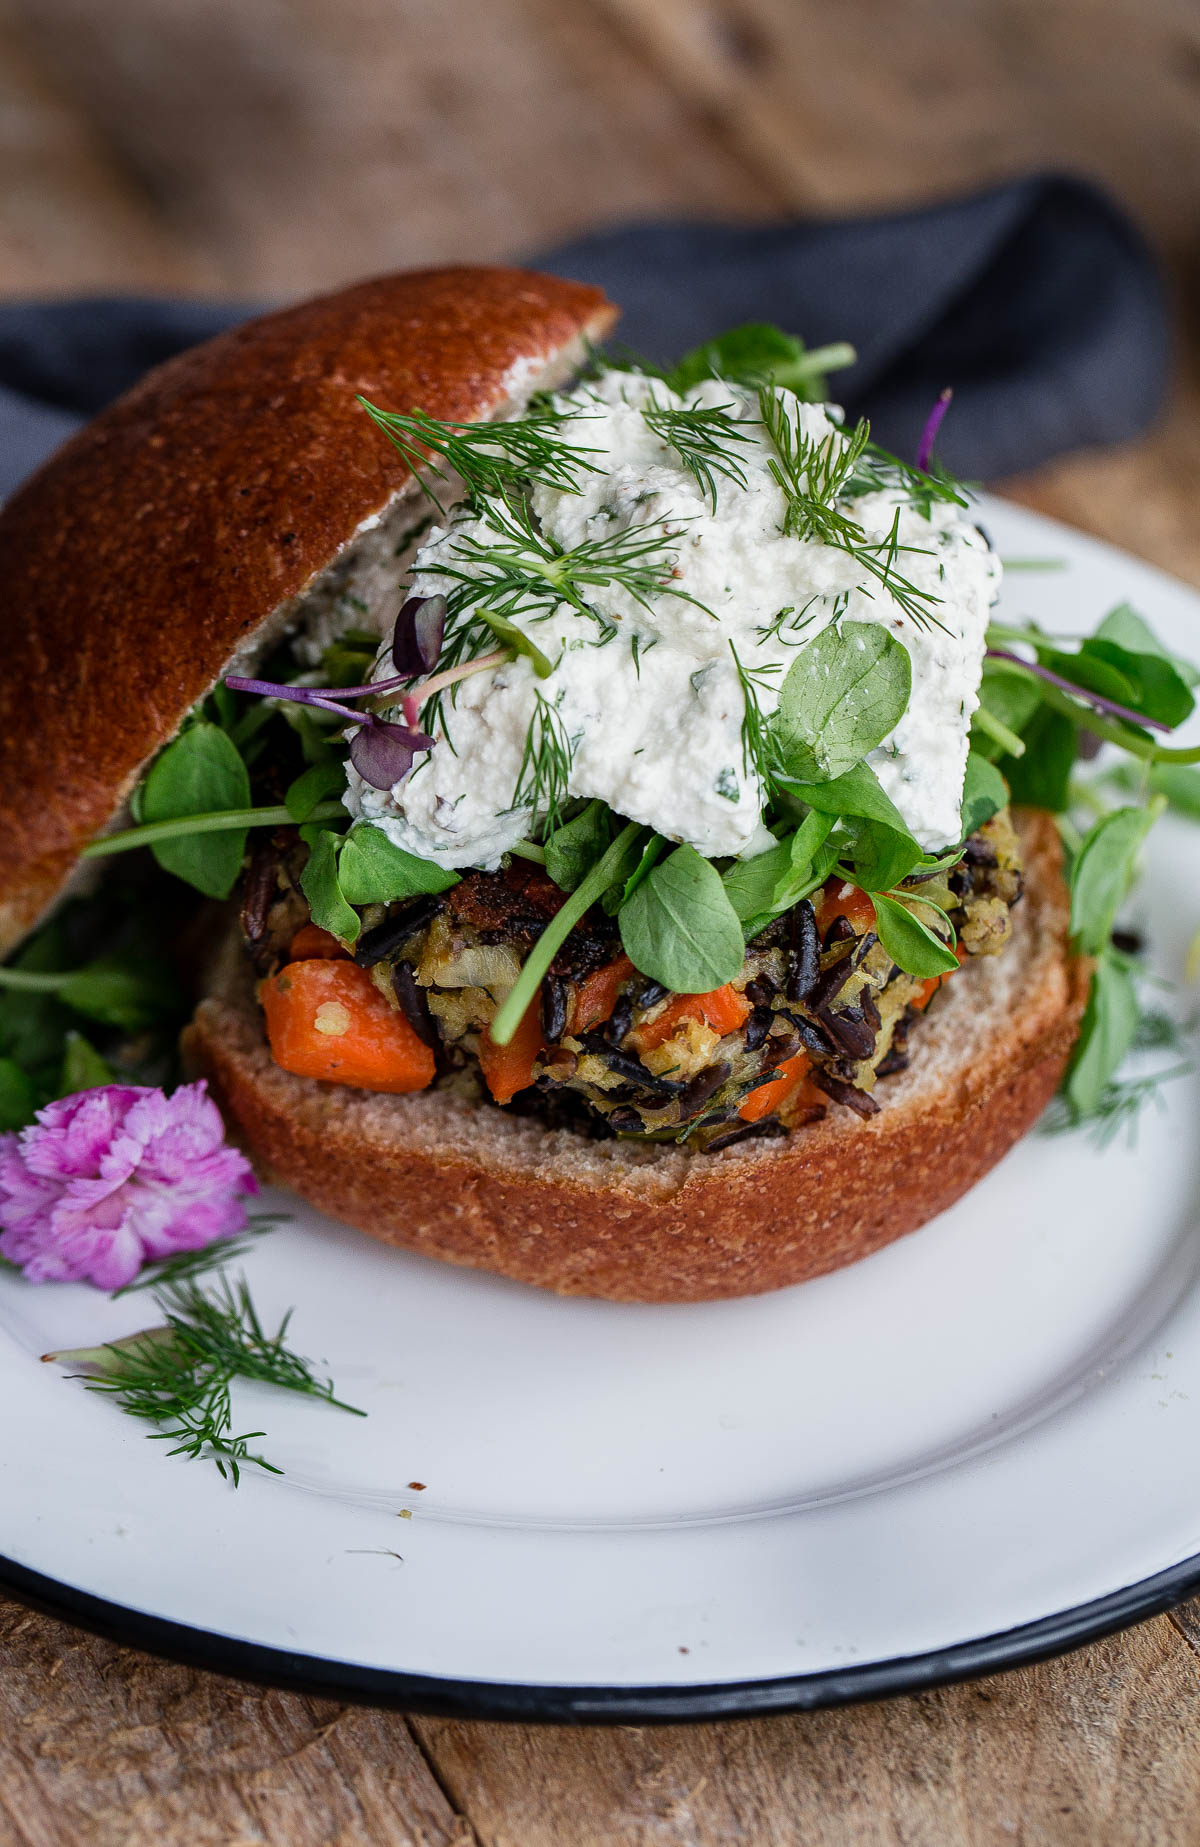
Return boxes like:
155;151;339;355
0;1082;258;1289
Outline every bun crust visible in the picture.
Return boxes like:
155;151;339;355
0;267;615;957
186;811;1088;1303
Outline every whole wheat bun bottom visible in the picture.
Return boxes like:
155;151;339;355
185;811;1089;1303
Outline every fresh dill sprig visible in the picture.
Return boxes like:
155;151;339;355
729;643;781;787
422;493;710;631
1042;1063;1191;1149
50;1272;364;1484
755;593;829;647
641;396;755;512
512;691;575;835
846;440;970;517
1043;994;1193;1147
757;387;947;633
111;1214;285;1298
358;399;602;511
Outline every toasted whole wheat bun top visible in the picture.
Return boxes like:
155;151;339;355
0;267;616;957
186;811;1089;1303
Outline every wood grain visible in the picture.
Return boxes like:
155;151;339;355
0;0;776;296
592;0;1200;255
0;1600;474;1847
0;3;205;294
6;1594;1200;1846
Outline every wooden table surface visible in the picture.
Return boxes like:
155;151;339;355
3;3;1200;1840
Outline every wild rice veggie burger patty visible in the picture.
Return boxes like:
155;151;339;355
246;806;1022;1151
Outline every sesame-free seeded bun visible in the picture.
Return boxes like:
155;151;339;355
0;267;615;958
186;811;1088;1303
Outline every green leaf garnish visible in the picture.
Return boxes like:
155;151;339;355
299;825;359;944
1069;800;1165;957
285;759;347;823
773;621;912;784
960;752;1008;838
336;825;459;907
141;722;252;899
0;957;183;1031
1065;950;1142;1117
543;801;612;893
665;323;856;400
870;893;959;978
0;1057;38;1131
57;1031;116;1097
618;844;746;993
489;824;643;1045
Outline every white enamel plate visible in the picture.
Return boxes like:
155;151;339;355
3;496;1200;1720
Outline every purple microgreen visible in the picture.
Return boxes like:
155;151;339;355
915;388;952;473
986;649;1172;735
224;676;365;726
392;595;447;677
412;648;510;704
348;717;435;791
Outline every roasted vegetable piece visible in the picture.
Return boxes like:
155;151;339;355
261;960;435;1091
478;995;544;1103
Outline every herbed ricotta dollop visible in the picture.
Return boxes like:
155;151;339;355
345;371;1000;865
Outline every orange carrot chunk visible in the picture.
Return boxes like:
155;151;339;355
478;995;544;1104
911;942;968;1011
570;955;634;1035
261;960;435;1092
636;983;752;1052
739;1052;811;1123
289;923;351;960
815;878;877;940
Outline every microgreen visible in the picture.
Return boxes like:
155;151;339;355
618;845;746;993
869;893;959;978
1065;950;1142;1119
782;761;910;830
915;388;953;473
83;801;346;862
298;822;458;943
665;323;856;400
841;817;926;893
772;621;912;784
488;824;643;1045
391;594;447;677
959;752;1008;838
47;1271;363;1484
299;825;359;942
141;722;251;900
721;811;836;940
543;799;611;893
337;824;459;907
284;759;347;822
1069;801;1165;957
347;715;435;791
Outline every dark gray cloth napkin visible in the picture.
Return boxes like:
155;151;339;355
0;174;1168;502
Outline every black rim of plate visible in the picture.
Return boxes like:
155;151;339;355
4;1548;1200;1722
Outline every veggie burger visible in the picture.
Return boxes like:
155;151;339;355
0;269;1098;1300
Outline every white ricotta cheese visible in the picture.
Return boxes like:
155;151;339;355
345;370;1000;864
